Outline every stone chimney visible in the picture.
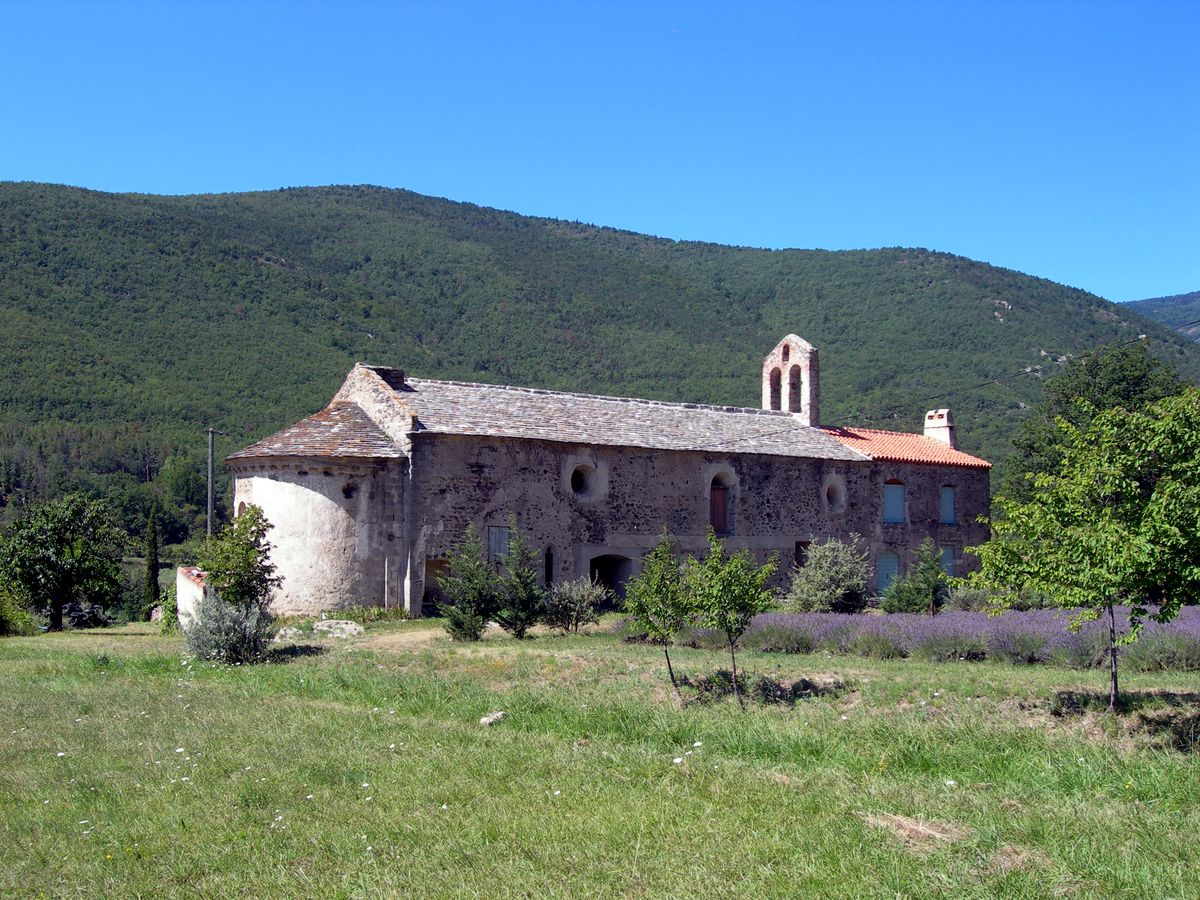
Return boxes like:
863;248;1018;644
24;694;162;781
761;334;820;427
924;408;956;448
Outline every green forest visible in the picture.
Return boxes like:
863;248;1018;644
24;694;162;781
2;181;1197;547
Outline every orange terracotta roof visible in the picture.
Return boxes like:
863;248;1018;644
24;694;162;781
178;566;206;588
821;426;991;469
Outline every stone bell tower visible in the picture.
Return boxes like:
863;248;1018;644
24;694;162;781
761;334;819;427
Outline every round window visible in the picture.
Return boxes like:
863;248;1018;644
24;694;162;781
825;481;846;510
570;464;594;497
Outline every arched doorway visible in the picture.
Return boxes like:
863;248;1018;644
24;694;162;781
589;554;634;605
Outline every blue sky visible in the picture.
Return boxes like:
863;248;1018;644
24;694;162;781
2;1;1196;301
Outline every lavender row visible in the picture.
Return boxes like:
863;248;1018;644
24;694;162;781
671;606;1200;669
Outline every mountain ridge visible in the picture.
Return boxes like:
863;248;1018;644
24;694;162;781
2;181;1195;531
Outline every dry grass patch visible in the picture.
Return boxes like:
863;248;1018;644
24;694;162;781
863;812;972;853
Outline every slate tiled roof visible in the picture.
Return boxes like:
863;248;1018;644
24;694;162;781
226;401;406;461
822;426;992;469
397;377;869;461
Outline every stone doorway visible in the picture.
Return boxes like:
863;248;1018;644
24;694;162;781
589;553;634;605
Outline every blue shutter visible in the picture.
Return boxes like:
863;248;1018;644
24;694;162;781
940;547;956;576
940;486;956;524
883;484;905;524
877;551;900;592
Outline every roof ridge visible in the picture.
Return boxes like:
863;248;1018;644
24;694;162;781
404;376;795;420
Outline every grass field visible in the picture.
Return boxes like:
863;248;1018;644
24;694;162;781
2;619;1199;898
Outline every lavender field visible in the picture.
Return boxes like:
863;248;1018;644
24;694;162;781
676;606;1200;670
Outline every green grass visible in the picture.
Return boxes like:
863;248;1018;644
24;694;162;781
2;621;1199;897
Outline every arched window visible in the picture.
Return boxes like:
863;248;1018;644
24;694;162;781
877;551;901;592
544;547;555;586
710;475;732;535
769;368;782;411
882;480;905;524
787;365;802;413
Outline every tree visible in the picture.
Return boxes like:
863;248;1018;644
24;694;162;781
0;494;126;631
686;530;777;710
784;535;869;613
185;504;281;663
623;530;691;702
1002;342;1183;500
195;504;281;611
494;520;545;639
544;576;610;634
880;538;949;615
436;524;500;641
144;499;161;614
969;388;1200;710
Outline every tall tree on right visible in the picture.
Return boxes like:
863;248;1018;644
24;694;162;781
1002;341;1183;501
970;388;1200;710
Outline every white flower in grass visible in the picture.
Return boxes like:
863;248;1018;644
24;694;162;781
944;779;956;787
56;752;66;758
693;741;702;748
305;795;314;801
175;747;185;753
673;757;683;764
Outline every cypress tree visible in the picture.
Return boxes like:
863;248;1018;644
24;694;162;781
144;500;161;613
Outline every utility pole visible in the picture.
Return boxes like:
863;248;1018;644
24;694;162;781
206;428;226;538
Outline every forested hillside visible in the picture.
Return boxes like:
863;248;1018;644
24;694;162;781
1126;291;1200;341
2;182;1195;539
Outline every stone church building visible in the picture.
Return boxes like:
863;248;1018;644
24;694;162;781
226;335;990;616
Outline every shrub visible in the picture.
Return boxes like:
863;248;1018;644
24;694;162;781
845;629;905;659
742;622;817;654
494;523;546;640
184;591;277;664
436;525;500;642
1123;632;1200;672
944;584;996;612
544;577;610;634
184;504;281;663
988;629;1048;664
1049;630;1111;669
911;634;987;662
0;582;38;636
784;535;869;613
881;539;949;615
159;586;179;635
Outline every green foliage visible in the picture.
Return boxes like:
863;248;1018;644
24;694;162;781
623;531;690;699
544;576;609;634
494;521;545;640
195;505;281;612
1002;341;1184;500
0;580;38;636
184;590;277;664
686;530;777;709
159;585;179;635
332;605;411;625
144;500;161;613
0;493;126;630
784;535;869;613
3;182;1198;549
970;387;1200;707
436;525;499;642
881;539;949;615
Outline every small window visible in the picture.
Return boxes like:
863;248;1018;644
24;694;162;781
940;486;956;524
781;345;790;363
487;526;510;564
883;481;905;524
570;465;593;496
825;479;846;510
710;478;730;534
236;501;246;517
877;551;901;592
794;540;812;568
940;547;956;576
544;547;555;586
